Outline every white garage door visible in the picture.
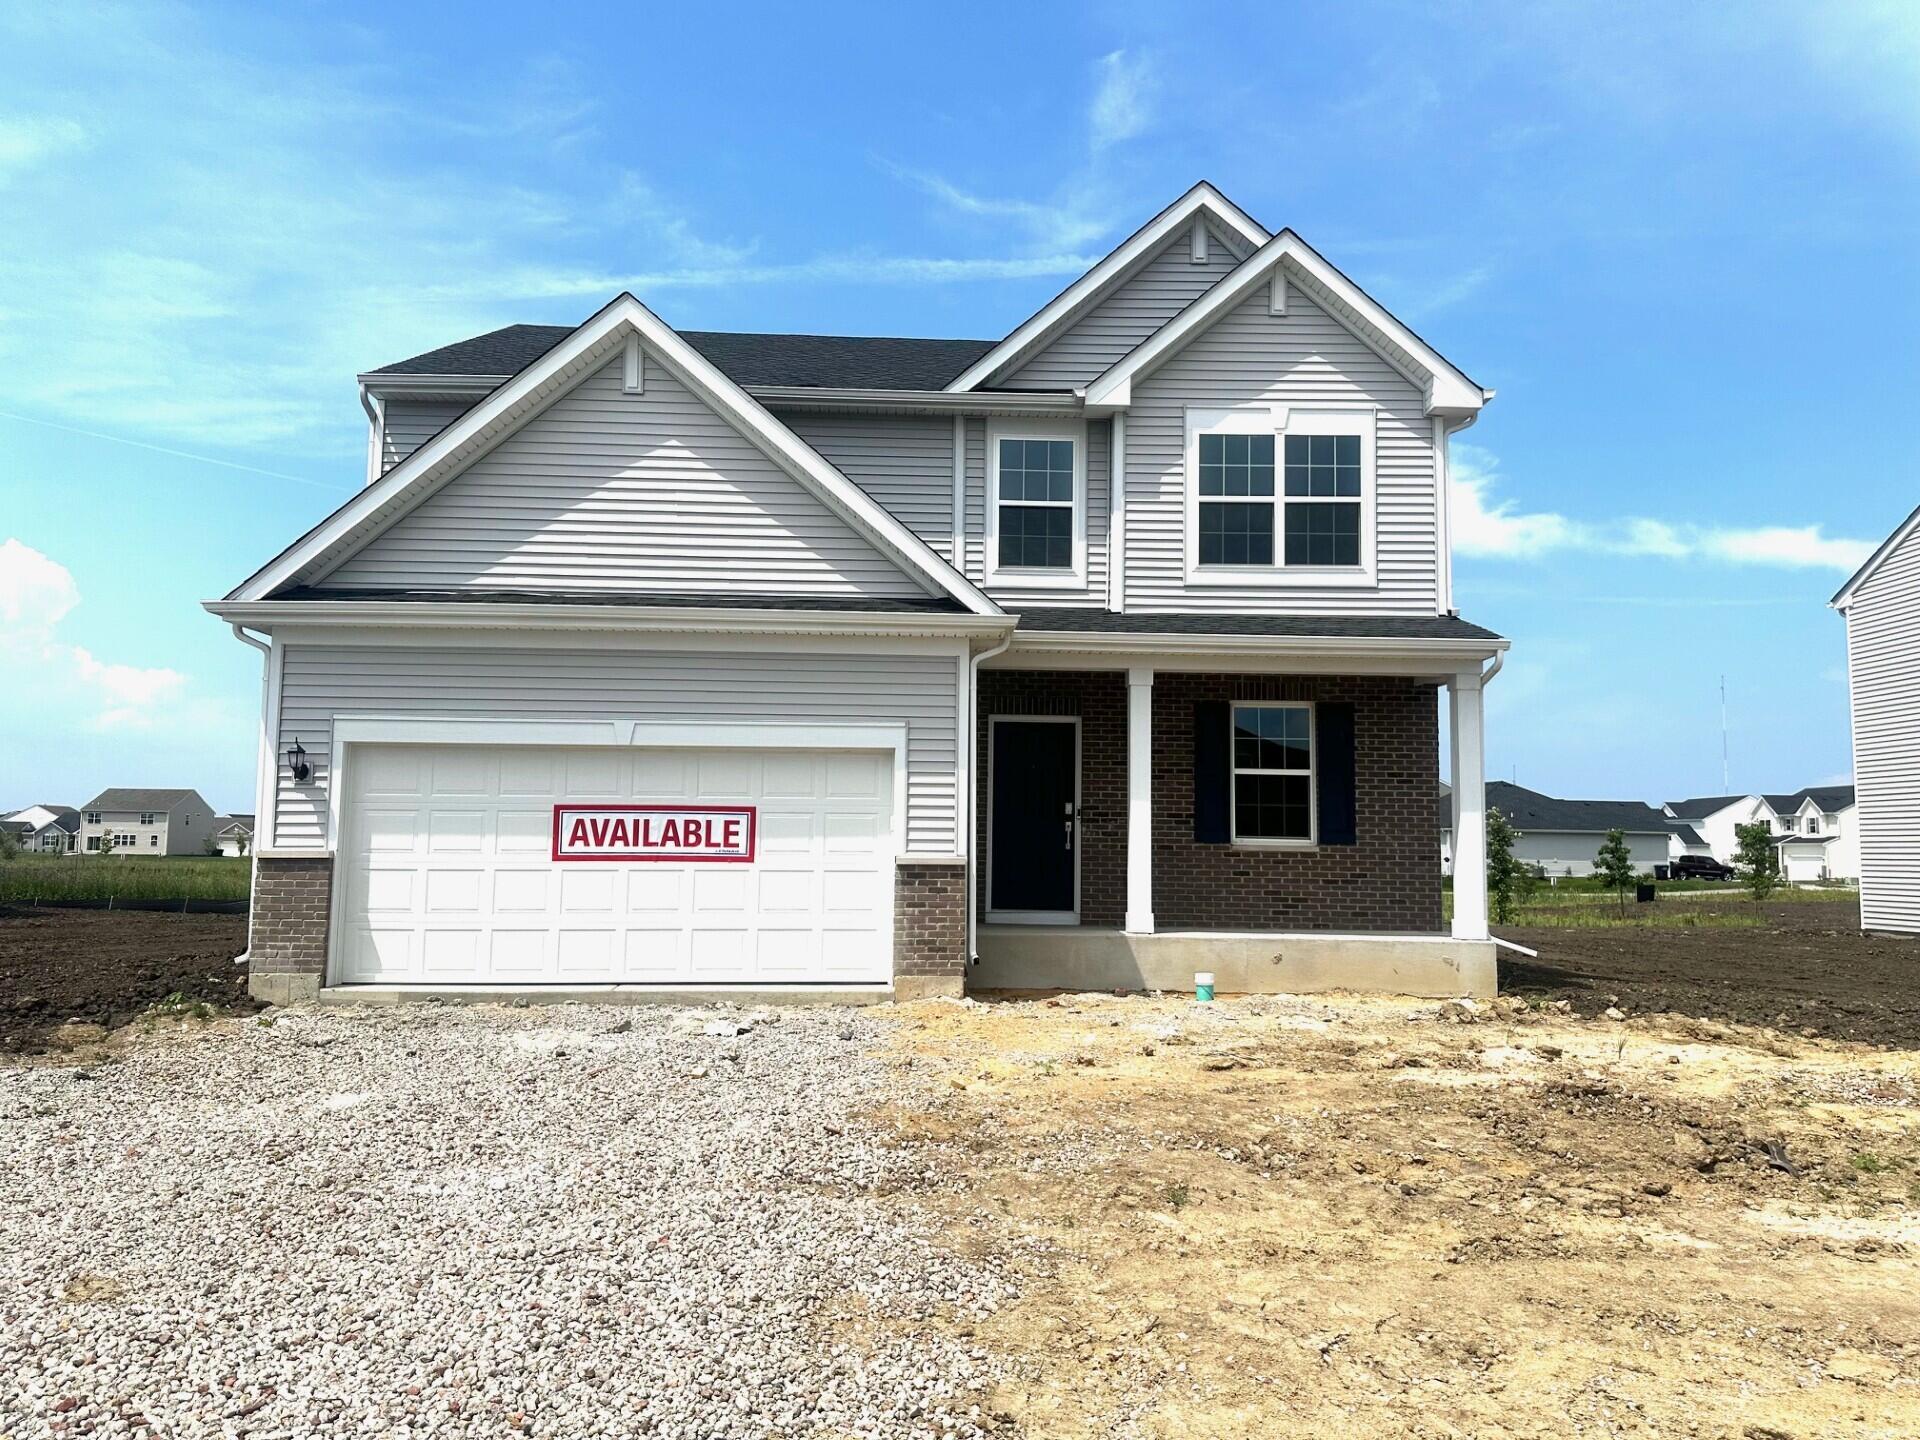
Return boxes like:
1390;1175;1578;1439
335;744;895;985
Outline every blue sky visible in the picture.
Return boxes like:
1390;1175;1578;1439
2;0;1914;815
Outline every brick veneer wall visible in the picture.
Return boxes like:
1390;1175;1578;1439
250;856;333;980
975;670;1127;927
975;670;1442;934
1153;674;1442;932
894;860;966;980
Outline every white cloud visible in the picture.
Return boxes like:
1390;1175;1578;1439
0;538;186;730
1452;447;1875;572
1090;50;1155;149
0;113;85;184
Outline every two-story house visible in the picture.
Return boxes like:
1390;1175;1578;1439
207;183;1506;1006
77;788;215;855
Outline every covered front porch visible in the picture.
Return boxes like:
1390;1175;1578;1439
967;622;1501;998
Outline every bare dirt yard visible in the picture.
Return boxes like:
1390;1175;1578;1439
0;906;254;1054
5;901;1920;1436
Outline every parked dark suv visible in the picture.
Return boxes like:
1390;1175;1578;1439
1671;854;1735;881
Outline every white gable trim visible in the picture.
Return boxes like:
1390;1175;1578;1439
1832;500;1920;610
944;182;1269;393
231;295;1002;615
1083;231;1489;418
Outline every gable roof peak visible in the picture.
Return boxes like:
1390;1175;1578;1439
944;181;1271;393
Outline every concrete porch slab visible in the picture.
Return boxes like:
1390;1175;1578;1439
974;927;1496;1000
316;984;896;1008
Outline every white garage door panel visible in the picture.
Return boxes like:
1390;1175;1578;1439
336;744;894;985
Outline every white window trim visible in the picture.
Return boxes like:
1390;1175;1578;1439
1183;406;1377;588
984;417;1089;589
1228;700;1318;848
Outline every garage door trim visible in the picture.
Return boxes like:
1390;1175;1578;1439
324;714;909;988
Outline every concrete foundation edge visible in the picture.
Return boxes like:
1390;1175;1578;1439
251;972;322;1006
972;929;1498;1000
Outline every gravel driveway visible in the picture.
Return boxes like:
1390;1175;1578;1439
1;1003;1014;1438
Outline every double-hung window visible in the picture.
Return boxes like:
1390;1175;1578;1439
1187;409;1375;583
1230;702;1315;844
987;421;1085;585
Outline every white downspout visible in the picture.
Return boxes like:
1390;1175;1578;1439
230;623;271;965
966;628;1016;965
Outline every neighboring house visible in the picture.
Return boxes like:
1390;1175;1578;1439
77;789;215;855
2;804;81;854
1836;507;1920;929
1764;785;1858;882
1442;782;1671;879
207;182;1508;1006
212;815;256;857
1661;794;1770;865
1664;822;1711;864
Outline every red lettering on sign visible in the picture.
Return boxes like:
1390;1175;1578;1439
658;818;680;847
568;818;590;848
552;805;756;862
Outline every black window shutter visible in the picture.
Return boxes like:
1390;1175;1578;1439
1193;700;1230;843
1317;702;1357;845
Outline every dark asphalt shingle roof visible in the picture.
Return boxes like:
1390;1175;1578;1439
1664;794;1754;820
371;325;1003;392
1781;784;1856;814
1666;822;1707;846
1011;609;1503;642
1445;782;1675;835
80;788;207;812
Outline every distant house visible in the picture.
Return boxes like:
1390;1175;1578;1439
77;789;216;856
212;814;255;857
1661;794;1770;865
1664;821;1711;864
1441;782;1673;878
1767;785;1858;883
1;804;80;854
1835;506;1920;931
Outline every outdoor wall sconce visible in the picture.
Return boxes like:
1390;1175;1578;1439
285;737;312;784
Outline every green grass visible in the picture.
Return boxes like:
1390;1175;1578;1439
0;855;252;903
1501;905;1764;930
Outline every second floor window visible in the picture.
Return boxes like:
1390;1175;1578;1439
1188;409;1374;582
987;425;1084;583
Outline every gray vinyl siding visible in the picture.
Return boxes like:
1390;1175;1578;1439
957;418;1109;608
1125;283;1440;614
776;411;956;562
1845;525;1920;932
1001;225;1242;391
272;642;963;856
381;399;476;472
323;359;925;599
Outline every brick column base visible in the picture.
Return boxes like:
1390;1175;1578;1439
893;858;966;1000
249;855;333;1005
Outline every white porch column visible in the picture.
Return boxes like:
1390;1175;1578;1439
1449;670;1489;940
1125;665;1155;934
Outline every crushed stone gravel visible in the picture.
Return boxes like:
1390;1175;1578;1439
0;1002;1018;1438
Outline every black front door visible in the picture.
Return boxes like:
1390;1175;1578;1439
990;720;1076;914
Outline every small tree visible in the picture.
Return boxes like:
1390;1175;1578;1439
97;831;116;857
1486;808;1521;925
1733;820;1780;905
204;834;224;856
1594;829;1638;915
0;828;19;860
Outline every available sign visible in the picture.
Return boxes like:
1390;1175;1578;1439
551;805;757;863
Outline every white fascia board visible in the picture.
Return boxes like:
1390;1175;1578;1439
994;629;1507;676
204;597;1015;641
358;372;502;398
1831;499;1920;610
1083;231;1488;418
944;182;1271;394
234;294;1003;617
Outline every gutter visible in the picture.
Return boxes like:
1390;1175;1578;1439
965;630;1015;968
228;624;272;969
204;599;1017;639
